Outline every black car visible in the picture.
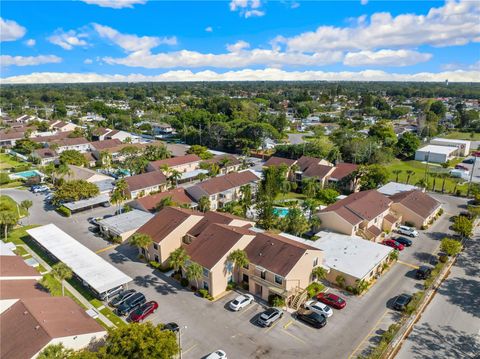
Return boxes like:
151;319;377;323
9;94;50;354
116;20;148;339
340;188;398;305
393;294;412;311
416;266;432;280
296;310;327;329
109;289;136;307
395;236;412;247
462;158;475;164
162;322;180;332
117;292;146;316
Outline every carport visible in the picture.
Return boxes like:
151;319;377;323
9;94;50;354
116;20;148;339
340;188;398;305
63;194;110;214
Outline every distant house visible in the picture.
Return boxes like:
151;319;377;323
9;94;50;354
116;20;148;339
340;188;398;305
390;190;441;228
91;127;112;141
106;129;141;143
0;131;25;147
130;187;197;212
186;171;260;210
31;148;58;165
125;171;168;199
201;154;242;175
430;138;471;157
50;137;91;154
90;140;152;162
50;120;78;133
147;154;201;174
263;156;296;168
63;165;115;194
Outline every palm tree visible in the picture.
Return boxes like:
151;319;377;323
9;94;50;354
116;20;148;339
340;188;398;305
227;249;249;282
54;164;71;186
302;178;319;198
219;157;231;171
155;196;176;211
186;262;203;289
240;184;252;216
99;151;112;171
439;173;448;193
169;247;190;274
208;163;220;177
198;196;210;212
451;177;462;194
289;163;300;181
197;173;208;182
311;266;327;282
0;211;18;239
129;233;152;260
430;173;438;191
415;178;427;189
279;179;291;199
392;169;402;183
110;178;129;212
169;169;182;188
51;263;73;296
405;170;415;184
355;279;369;294
160;164;171;176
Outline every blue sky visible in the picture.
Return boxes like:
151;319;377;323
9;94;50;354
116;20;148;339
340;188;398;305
1;0;479;83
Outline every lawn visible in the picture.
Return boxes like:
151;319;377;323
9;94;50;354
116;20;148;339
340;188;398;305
442;131;480;141
0;181;24;189
274;192;307;201
0;195;28;217
385;159;468;195
5;225;39;245
100;307;127;327
0;153;25;170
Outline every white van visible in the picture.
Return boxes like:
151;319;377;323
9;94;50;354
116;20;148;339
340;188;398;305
397;225;419;237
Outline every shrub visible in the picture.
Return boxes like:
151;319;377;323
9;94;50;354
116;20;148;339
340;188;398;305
268;294;285;307
404;221;415;228
345;285;355;294
110;235;122;244
226;282;237;291
335;275;346;288
180;278;189;287
12;164;31;173
421;225;428;230
0;173;10;185
381;324;400;344
405;291;425;315
56;206;71;217
438;208;444;216
242;282;249;291
306;282;325;298
440;237;462;256
198;289;209;298
149;261;161;269
172;273;181;281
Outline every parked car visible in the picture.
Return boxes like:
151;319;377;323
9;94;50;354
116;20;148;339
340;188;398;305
395;236;413;247
455;164;469;171
397;225;418;237
416;266;432;280
257;308;283;327
383;239;405;251
472;151;480;157
296;309;327;329
109;289;136;307
205;350;227;359
117;292;146;316
316;293;346;310
393;293;412;311
304;300;333;318
462;158;475;164
31;185;49;193
229;294;254;311
88;217;102;226
128;301;158;322
161;322;179;332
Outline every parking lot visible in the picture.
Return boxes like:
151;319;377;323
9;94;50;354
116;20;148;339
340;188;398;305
4;189;466;359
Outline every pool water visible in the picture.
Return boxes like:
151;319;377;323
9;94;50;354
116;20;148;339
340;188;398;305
273;207;290;217
15;170;41;178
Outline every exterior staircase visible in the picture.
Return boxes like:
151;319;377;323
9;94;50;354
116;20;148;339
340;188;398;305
287;288;308;310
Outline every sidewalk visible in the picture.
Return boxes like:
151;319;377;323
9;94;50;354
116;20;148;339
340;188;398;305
18;244;116;328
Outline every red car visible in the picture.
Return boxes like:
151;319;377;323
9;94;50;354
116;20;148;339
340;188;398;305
383;239;405;251
128;301;158;322
316;293;346;309
472;151;480;157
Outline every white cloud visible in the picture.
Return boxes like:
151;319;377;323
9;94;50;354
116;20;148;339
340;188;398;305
344;49;432;67
360;0;368;5
230;0;265;18
81;0;146;9
291;2;300;9
25;39;36;47
0;55;62;67
442;60;480;71
0;18;26;42
84;58;93;64
226;40;250;52
93;23;176;52
48;29;88;50
205;26;213;33
2;69;479;84
277;0;480;52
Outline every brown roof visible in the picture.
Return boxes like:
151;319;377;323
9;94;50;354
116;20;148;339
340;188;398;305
51;137;89;147
0;256;41;278
185;223;253;269
92;127;112;137
390;190;441;219
133;188;194;212
0;297;104;359
187;211;249;237
136;207;201;243
166;143;189;157
33;148;58;159
329;162;359;180
297;156;321;171
263;156;296;167
202;154;241;167
384;213;400;224
31;131;73;143
90;138;123;150
83;151;96;163
0;280;50;300
125;171;167;192
194;171;259;195
321;190;392;225
303;164;334;179
148;154;201;171
367;225;382;237
245;232;318;277
0;131;25;140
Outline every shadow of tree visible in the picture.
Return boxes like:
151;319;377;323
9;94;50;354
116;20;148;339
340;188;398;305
437;276;480;319
425;232;448;241
108;251;130;264
406;322;480;358
457;239;480;278
412;252;437;265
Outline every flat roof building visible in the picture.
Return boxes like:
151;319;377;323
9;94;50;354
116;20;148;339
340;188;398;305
98;209;154;241
378;182;421;196
430;138;471;156
415;145;458;164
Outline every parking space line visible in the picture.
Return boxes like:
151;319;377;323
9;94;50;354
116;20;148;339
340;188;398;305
283;320;293;329
264;319;281;333
348;309;389;359
95;244;117;254
240;304;259;316
281;328;306;345
397;260;420;269
182;343;197;355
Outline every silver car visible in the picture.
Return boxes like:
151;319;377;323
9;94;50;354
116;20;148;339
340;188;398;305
257;308;283;327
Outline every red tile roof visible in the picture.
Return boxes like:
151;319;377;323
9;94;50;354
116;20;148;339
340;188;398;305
33;148;58;159
89;139;123;150
0;280;50;300
263;156;296;167
148;154;201;171
187;211;250;237
125;171;167;192
390;190;441;219
330;162;359;180
303;164;334;179
133;188;194;212
0;256;41;278
194;171;259;195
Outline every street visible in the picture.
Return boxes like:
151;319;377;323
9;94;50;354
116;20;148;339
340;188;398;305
2;189;468;359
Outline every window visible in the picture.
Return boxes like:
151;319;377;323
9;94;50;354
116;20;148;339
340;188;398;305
260;270;266;280
154;255;159;263
274;275;283;285
153;243;158;250
202;267;209;278
313;257;318;267
203;281;209;290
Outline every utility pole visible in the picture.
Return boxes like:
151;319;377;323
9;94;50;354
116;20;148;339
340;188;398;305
467;155;477;198
424;151;430;185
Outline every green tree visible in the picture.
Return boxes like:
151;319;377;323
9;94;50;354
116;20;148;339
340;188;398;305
155;196;176;211
440;237;462;256
368;120;397;147
110;178;129;212
169;247;190;274
0;210;18;239
396;132;420;159
198;196;210;212
187;145;213;159
405;170;415;185
99;151;112;170
20;199;33;212
99;322;179;359
51;262;73;296
59;150;87;166
316;188;339;205
227;249;249;282
280;204;310;237
452;216;473;239
38;343;73;359
311;266;327;281
144;144;171;161
129;233;152;259
185;262;203;289
355;279;369;294
239;184;252;216
302;177;320;198
53;180;99;205
358;164;389;190
168;169;182;188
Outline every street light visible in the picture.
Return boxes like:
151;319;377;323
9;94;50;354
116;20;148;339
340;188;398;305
178;325;187;359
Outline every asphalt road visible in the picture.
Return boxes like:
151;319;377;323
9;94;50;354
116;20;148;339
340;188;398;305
395;231;480;359
287;132;310;145
3;189;468;359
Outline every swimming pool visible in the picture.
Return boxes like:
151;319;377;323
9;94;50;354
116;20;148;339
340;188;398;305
10;170;43;180
273;207;290;217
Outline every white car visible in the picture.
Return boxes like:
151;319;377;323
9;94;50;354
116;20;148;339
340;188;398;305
304;300;333;318
206;350;227;359
229;294;254;311
397;225;418;237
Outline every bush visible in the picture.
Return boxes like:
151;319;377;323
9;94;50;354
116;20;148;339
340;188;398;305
404;221;415;228
406;291;425;315
12;164;31;173
226;282;237;291
381;324;400;344
0;173;10;185
335;275;346;288
172;273;181;281
268;294;285;307
242;282;249;291
149;261;161;269
180;278;189;287
345;285;356;294
440;237;462;256
110;235;122;244
56;206;71;217
306;282;325;298
421;225;428;230
198;289;213;300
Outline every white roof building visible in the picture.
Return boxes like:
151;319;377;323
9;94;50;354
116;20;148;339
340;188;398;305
27;224;132;297
378;182;421;196
415;145;457;164
430;138;471;156
0;241;15;256
98;209;154;240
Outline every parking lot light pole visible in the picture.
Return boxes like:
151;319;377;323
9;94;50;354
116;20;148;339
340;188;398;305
179;325;187;359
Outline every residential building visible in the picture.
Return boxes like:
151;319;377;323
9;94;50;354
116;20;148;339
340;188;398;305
130;187;197;212
390;190;441;228
327;162;359;191
201;154;242;174
98;209;154;241
31;148;59;165
49;120;78;132
106;129;141;143
0;131;25;146
125;171;168;198
147;154;201;173
295;156;335;186
0;256;42;281
317;190;401;241
186;171;260;210
0;297;106;359
378;182;421;196
0;280;50;314
91;127;112;141
263;156;297;168
430;138;471;156
49;137;91;154
63;165;115;194
90;141;153;162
